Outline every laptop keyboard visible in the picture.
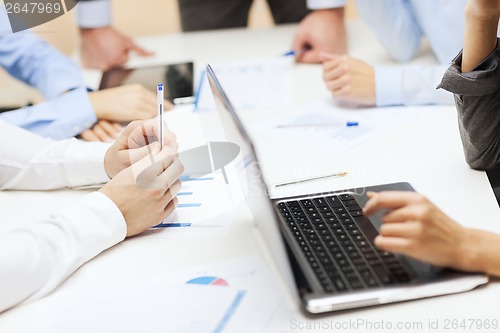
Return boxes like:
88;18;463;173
277;194;412;294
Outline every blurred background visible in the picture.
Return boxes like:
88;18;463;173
0;0;358;105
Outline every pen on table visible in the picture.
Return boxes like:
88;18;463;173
157;84;164;150
283;46;312;57
275;172;349;188
276;121;359;129
193;69;205;111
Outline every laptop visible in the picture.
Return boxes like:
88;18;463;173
205;64;488;314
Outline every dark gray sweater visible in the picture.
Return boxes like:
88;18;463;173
439;38;500;171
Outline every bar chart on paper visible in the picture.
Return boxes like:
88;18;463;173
149;170;236;238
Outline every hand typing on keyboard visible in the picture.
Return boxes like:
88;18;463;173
362;191;500;276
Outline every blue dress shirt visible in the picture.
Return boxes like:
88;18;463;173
307;0;473;106
0;7;96;139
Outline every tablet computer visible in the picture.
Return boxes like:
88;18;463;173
99;62;195;104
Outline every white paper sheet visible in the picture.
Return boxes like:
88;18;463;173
23;279;247;333
195;57;294;112
144;255;287;332
253;97;423;155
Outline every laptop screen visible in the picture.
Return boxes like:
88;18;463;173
206;64;300;302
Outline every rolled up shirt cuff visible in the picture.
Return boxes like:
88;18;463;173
374;66;404;106
76;0;112;28
307;0;346;10
438;39;500;97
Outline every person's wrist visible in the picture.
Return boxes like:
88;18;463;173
103;147;115;178
80;26;111;35
88;92;106;119
456;228;482;272
316;7;344;18
465;3;500;23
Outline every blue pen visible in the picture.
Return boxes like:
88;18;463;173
276;121;359;128
193;69;205;112
282;46;312;57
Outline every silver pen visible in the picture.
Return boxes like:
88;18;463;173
157;84;164;149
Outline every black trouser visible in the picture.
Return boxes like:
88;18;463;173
178;0;309;32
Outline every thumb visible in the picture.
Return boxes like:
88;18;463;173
131;144;176;180
128;141;160;165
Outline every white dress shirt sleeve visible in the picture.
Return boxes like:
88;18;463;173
76;0;112;28
0;191;126;313
0;121;110;190
374;64;454;106
307;0;346;9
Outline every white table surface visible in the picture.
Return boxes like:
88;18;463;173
1;20;500;333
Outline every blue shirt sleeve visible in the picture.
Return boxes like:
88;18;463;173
0;88;96;140
356;0;423;63
76;0;112;28
0;32;86;99
374;65;454;106
0;6;96;138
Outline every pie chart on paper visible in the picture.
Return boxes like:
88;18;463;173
186;276;229;287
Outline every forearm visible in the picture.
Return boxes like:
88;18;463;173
0;33;86;98
0;192;125;313
375;65;454;106
462;228;500;277
462;10;499;72
0;121;109;191
0;88;96;140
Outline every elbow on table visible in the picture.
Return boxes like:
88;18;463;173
464;151;500;171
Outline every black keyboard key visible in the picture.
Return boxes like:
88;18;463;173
372;266;393;285
353;216;379;241
340;218;353;224
324;217;338;224
313;197;328;207
304;206;317;213
365;252;378;261
310;218;322;224
333;228;346;236
338;213;350;219
318;206;332;213
343;199;358;206
334;207;346;213
340;194;354;201
321;211;335;218
321;234;334;242
350;211;364;217
286;200;300;207
346;204;362;212
348;229;362;236
343;223;356;230
351;279;364;289
300;199;313;207
314;223;327;230
337;234;348;241
333;279;347;291
327;196;343;207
